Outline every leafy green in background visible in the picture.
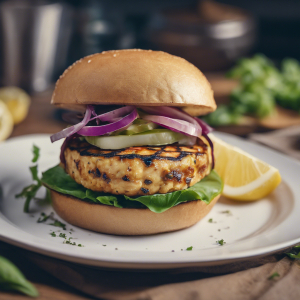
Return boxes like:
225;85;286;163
203;54;300;127
0;255;38;297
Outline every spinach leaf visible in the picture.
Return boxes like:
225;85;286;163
41;165;223;213
0;256;39;297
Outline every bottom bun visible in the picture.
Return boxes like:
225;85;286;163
50;190;220;236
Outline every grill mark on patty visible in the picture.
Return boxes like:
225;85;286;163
103;173;111;183
141;187;149;194
122;175;130;181
68;138;207;167
88;168;101;178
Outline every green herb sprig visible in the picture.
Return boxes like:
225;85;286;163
217;239;226;246
37;212;66;230
16;145;49;213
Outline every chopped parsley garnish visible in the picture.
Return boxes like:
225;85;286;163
217;239;226;246
49;220;66;230
64;240;77;246
37;212;67;230
208;218;213;223
102;245;107;247
48;230;83;247
268;272;280;280
186;246;193;251
221;210;231;214
37;212;51;223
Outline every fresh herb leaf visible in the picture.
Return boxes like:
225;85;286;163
49;220;66;230
221;210;231;214
208;218;213;223
0;255;39;297
50;232;56;237
268;272;280;280
37;212;66;230
78;244;83;247
63;239;77;246
16;145;48;213
59;233;66;239
41;165;223;213
16;184;41;213
217;239;226;246
37;212;52;223
32;145;40;163
186;246;193;251
30;166;40;183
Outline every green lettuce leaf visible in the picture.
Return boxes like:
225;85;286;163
41;165;223;213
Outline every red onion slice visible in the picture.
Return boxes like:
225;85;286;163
195;118;213;135
202;134;215;170
77;108;138;136
90;106;135;123
141;106;200;128
143;115;201;137
141;106;213;135
50;105;93;143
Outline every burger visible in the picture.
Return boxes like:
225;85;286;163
41;49;223;235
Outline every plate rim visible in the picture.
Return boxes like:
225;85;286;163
0;132;299;270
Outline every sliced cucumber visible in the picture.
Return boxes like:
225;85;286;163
84;129;194;149
119;119;158;135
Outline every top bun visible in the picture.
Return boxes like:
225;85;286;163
51;49;216;114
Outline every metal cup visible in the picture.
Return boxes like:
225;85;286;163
0;0;72;93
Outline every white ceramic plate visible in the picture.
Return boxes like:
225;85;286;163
0;133;299;269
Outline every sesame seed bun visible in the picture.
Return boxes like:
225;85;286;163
51;49;216;115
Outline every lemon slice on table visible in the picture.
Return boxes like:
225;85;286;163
0;101;13;142
210;134;281;201
0;87;31;125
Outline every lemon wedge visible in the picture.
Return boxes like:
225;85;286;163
210;134;281;201
0;87;30;125
0;101;13;142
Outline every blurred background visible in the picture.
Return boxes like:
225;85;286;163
1;0;300;140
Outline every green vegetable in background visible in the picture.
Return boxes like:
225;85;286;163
204;54;300;127
0;255;39;297
202;105;241;127
41;165;223;213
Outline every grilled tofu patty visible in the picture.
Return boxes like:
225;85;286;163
64;137;211;196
